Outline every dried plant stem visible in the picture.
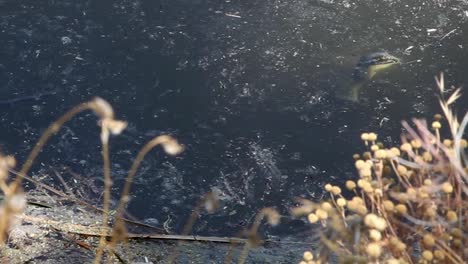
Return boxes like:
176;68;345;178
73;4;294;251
94;141;112;263
237;210;266;264
106;136;177;255
0;103;91;243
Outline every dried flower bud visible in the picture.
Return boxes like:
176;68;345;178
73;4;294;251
434;250;445;260
400;143;412;152
366;242;382;258
423;234;435;247
441;182;453;193
307;213;319;224
345;180;356;190
423;179;432;186
315;208;328;220
161;137;184;155
374;149;387;159
446;210;458;222
361;133;370;141
395;204;407;215
390;147;400;156
336;198;346;207
355;160;365;170
383;200;394;212
431;121;441;129
91;97;114;119
410;139;422;149
324;184;332;192
331;186;341;195
422;250;433;261
369;229;382;241
368;133;377;142
321;202;333;211
262;208;281;226
303;251;314;261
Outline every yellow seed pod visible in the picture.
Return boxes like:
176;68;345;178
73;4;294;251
453;239;462;247
389;237;400;246
369;229;382;241
423;179;432;186
364;213;378;228
422;151;432;162
324;184;333;192
451;228;462;238
441;182;453;193
368;133;378;142
431;121;441;129
357;179;365;188
345;180;356;190
443;139;452;147
396;165;407;175
359;168;372;178
434;250;445;260
400;143;412;152
351;196;364;204
395;204;407;215
461;139;467;148
411;139;422;149
423;234;435;247
361;133;370;141
346;200;358;211
331;186;341;195
382;200;394;212
373;217;387;231
321;202;333;211
396;242;407;251
359;180;371;190
307;213;319;224
446;210;458;222
355;159;365;170
363;184;373;194
374;188;383;197
366;242;382;258
389;147;400;156
299;261;307;264
303;251;314;261
374;149;387;159
356;205;368;215
336;198;347;207
370;144;379;152
422;250;433;261
315;208;328;220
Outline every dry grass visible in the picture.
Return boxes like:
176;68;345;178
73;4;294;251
294;73;467;263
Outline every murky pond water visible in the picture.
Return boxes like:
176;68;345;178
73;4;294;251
1;0;467;239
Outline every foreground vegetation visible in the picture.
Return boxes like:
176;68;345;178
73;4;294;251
0;74;466;263
295;74;467;263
